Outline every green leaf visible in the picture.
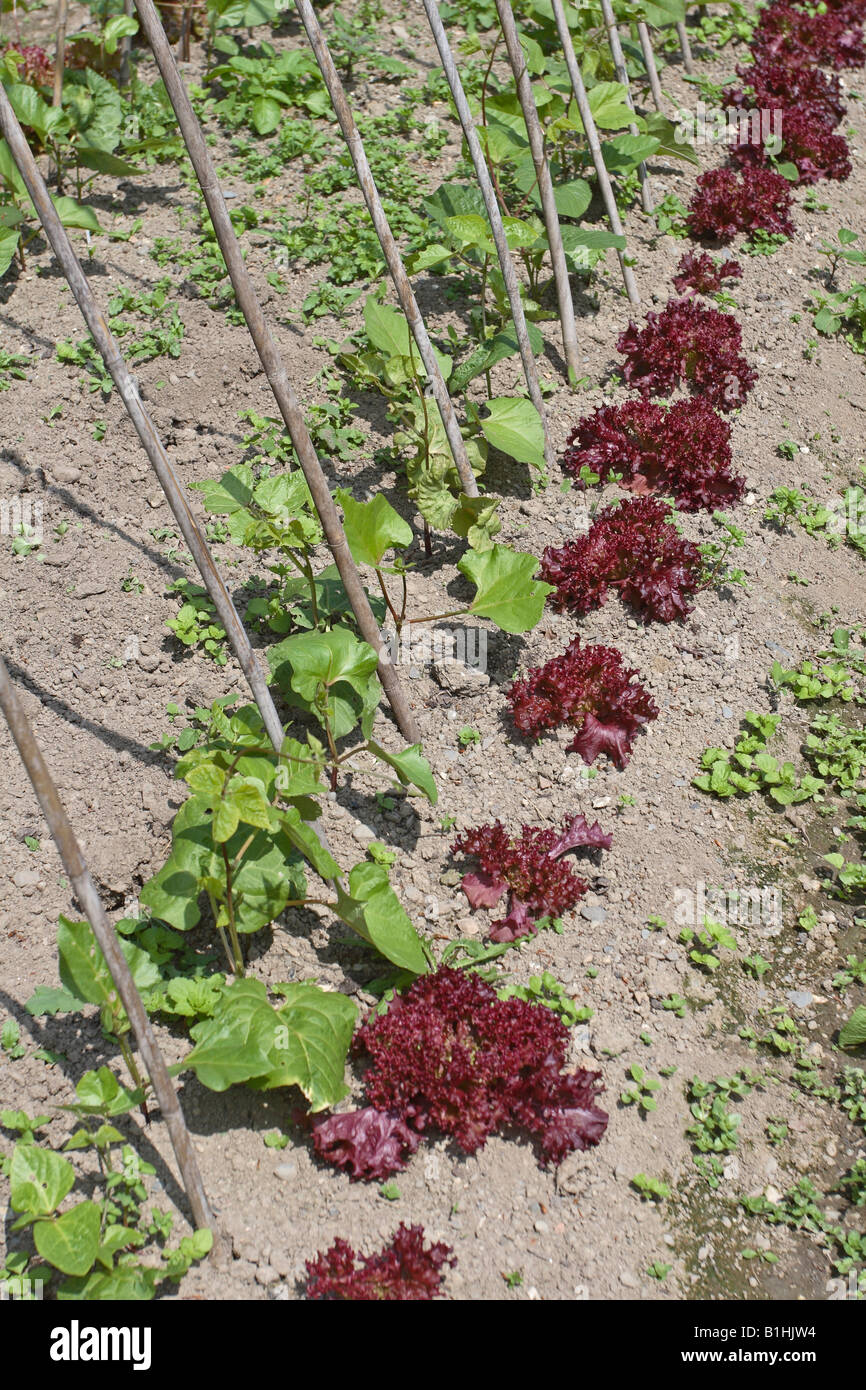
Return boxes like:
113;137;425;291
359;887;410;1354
335;862;428;974
34;1201;101;1277
478;397;545;470
25;985;79;1016
364;295;411;357
57;1265;157;1300
69;1067;142;1117
839;1006;866;1049
366;741;438;804
586;81;636;130
0;138;28;197
278;805;341;881
4;83;56;138
251;95;282;135
335;488;412;568
183;981;278;1091
450;323;543;395
58;917;159;1011
553;178;593;219
75;147;141;177
459;544;552;634
10;1143;75;1217
102;13;138;50
249;982;356;1110
51;196;101;233
0;224;20;278
602;133;660;174
268;627;380;740
645;111;701;165
191;463;255;514
424;181;488;229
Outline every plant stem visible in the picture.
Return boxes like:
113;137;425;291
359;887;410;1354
219;845;245;976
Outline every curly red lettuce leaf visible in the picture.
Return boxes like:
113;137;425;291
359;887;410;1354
686;165;795;242
731;105;852;183
673;250;743;296
508;635;659;768
562;398;743;514
750;0;866;71
312;1106;420;1181
305;1224;455;1300
452;813;611;941
355;966;608;1165
541;496;704;624
723;57;847;128
616;297;757;410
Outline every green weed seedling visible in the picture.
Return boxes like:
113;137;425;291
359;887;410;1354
679;915;737;972
620;1064;662;1113
631;1173;671;1202
686;1070;760;1188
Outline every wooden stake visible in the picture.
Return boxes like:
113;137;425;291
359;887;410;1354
599;0;654;215
550;0;639;305
293;0;478;499
130;0;420;745
51;0;67;108
676;18;695;74
494;0;581;385
0;655;213;1235
637;20;665;112
421;0;554;472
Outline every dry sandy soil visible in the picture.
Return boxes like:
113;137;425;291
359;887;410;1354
0;0;864;1301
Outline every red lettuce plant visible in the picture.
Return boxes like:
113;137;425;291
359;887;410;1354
451;813;612;942
540;497;704;624
731;106;852;183
751;0;866;70
305;1224;455;1300
686;165;795;242
723;57;846;127
353;967;608;1165
616;297;757;411
562;398;744;513
2;43;53;85
312;1106;420;1181
673;250;742;296
508;635;658;768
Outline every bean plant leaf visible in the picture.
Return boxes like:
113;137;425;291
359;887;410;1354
34;1202;101;1277
25;985;78;1017
182;981;278;1091
459;543;553;634
478;397;546;470
57;917;160;1011
334;862;428;974
366;740;438;804
9;1143;75;1218
268;627;381;740
335;488;412;567
67;1067;143;1117
249;982;357;1110
586;81;636;130
839;1006;866;1049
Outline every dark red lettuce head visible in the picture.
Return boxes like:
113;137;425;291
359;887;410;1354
312;1106;420;1181
305;1224;455;1300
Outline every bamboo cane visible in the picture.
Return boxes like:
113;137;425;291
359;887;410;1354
676;18;694;74
599;0;653;215
132;0;420;744
51;0;67;107
636;19;665;111
494;0;581;385
0;655;213;1234
292;0;478;499
549;0;639;305
421;0;554;472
